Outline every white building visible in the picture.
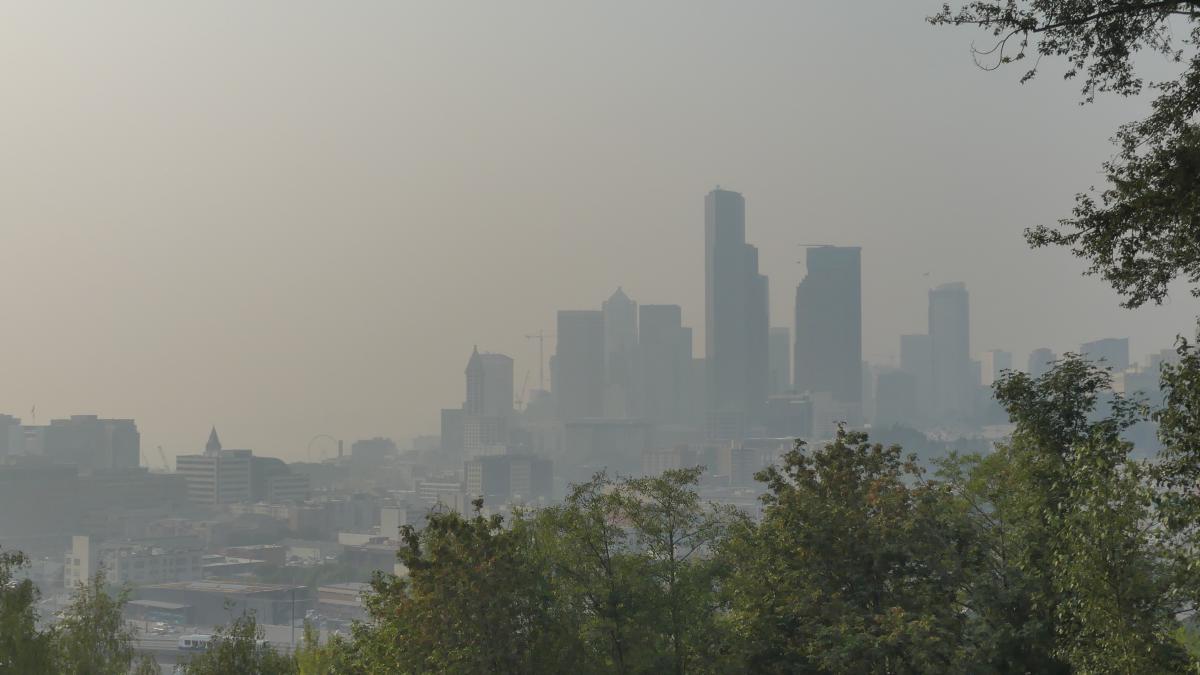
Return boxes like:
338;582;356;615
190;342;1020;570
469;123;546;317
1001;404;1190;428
64;535;203;589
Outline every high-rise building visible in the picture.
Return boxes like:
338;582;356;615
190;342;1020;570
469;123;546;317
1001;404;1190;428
464;454;553;506
555;310;606;421
768;327;791;395
1028;348;1056;378
602;288;638;418
980;349;1013;387
704;188;769;438
30;415;140;470
875;370;917;428
465;348;514;417
793;246;862;405
900;333;933;420
637;304;692;425
929;282;971;421
175;428;253;507
1081;338;1131;371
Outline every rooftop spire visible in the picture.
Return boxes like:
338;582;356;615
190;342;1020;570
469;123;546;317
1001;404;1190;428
206;426;222;454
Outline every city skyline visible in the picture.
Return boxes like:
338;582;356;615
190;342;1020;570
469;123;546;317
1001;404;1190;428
2;2;1197;459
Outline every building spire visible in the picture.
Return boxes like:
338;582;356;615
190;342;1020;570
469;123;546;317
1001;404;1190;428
206;426;222;454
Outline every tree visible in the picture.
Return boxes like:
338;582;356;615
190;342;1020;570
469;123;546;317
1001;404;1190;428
541;474;657;673
180;612;296;675
352;499;583;674
931;1;1200;307
0;548;53;675
974;356;1189;672
53;572;139;675
619;467;734;674
722;430;977;673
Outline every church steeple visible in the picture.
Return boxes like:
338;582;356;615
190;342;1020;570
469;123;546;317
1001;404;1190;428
205;426;222;454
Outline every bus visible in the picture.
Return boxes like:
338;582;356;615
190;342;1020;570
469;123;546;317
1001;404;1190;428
178;634;270;651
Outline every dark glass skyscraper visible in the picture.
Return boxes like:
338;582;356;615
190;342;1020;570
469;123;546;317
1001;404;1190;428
793;246;862;404
704;188;768;438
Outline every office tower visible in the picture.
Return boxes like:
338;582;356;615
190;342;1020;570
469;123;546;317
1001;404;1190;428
929;282;971;421
461;348;514;455
464;454;553;506
875;370;917;428
440;408;465;455
31;415;140;470
794;246;862;405
980;349;1013;387
465;348;514;417
175;428;252;507
768;327;791;395
555;310;606;420
1028;348;1056;378
1081;338;1131;371
638;304;693;424
602;288;638;418
704;188;769;438
900;334;933;419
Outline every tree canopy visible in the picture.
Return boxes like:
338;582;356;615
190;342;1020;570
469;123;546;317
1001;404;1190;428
931;1;1200;307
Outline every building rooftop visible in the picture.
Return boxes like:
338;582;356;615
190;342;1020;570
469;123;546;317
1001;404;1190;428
142;580;304;594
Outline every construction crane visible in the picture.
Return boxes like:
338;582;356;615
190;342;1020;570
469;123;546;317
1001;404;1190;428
157;445;170;472
524;330;554;391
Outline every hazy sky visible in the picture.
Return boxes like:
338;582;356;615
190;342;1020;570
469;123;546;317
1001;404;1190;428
2;2;1196;461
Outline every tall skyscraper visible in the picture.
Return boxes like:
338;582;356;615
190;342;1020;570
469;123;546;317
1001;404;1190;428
637;304;693;424
979;349;1013;387
768;327;791;395
602;288;638;418
1027;347;1056;378
793;246;862;404
1081;337;1131;371
465;347;514;417
704;188;769;438
555;310;606;420
929;282;971;421
463;347;514;455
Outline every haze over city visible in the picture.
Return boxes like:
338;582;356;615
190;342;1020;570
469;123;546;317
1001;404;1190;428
2;1;1196;460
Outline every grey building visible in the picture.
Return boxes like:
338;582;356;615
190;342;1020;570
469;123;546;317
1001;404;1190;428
980;349;1013;387
1081;338;1130;371
929;282;971;422
768;327;791;395
1027;348;1057;378
874;370;917;429
465;348;514;417
175;428;252;507
555;310;606;421
704;188;769;438
31;415;140;470
794;246;862;404
900;333;933;420
637;304;693;425
602;288;638;418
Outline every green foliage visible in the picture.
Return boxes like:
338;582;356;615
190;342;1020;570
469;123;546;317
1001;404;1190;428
54;573;140;675
957;357;1189;672
349;499;580;674
180;612;296;675
723;430;976;673
0;548;53;675
931;1;1200;307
